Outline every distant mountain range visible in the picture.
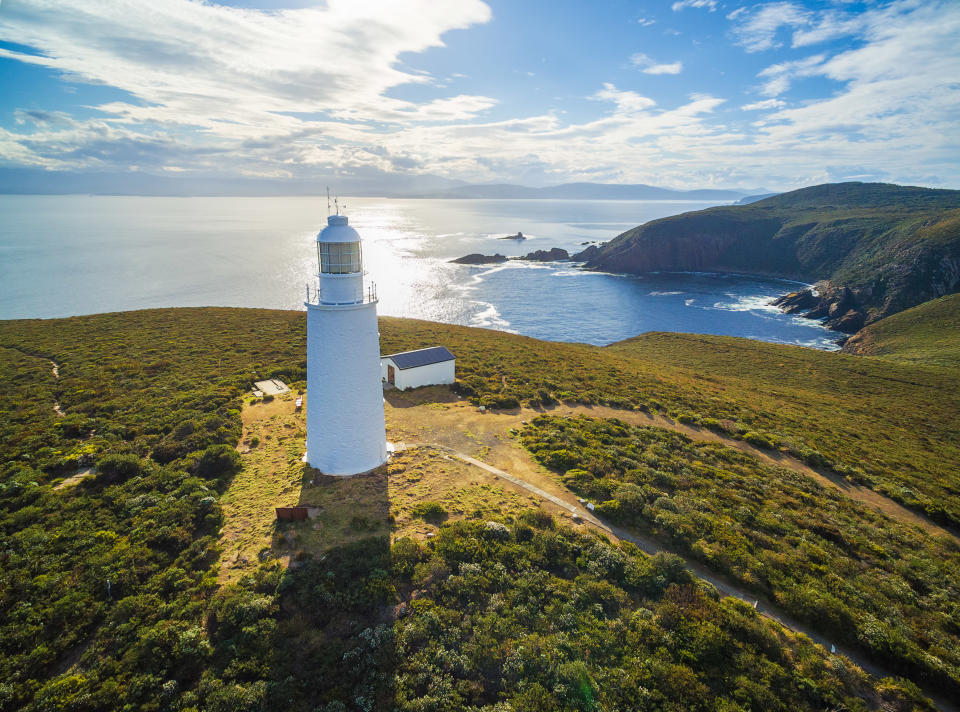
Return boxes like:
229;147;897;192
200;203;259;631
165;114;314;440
0;168;464;197
392;182;753;201
0;168;756;200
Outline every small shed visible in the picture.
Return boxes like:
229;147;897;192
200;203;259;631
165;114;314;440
381;346;455;390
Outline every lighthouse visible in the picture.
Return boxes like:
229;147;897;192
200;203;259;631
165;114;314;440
304;213;388;475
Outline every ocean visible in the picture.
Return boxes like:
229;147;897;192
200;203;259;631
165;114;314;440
0;195;838;349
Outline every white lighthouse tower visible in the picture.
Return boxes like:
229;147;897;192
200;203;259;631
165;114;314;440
304;213;388;475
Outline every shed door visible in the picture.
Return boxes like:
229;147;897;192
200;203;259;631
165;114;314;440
387;364;395;385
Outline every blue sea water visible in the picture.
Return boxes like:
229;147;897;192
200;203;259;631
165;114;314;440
0;195;838;349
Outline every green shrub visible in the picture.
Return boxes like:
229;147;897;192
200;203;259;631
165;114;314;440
743;431;776;449
96;453;148;484
411;501;447;524
192;444;242;480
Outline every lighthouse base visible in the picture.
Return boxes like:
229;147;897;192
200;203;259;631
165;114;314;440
305;299;388;476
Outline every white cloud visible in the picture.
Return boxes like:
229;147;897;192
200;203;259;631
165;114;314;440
0;0;958;191
0;0;494;131
646;62;684;75
731;2;811;52
672;0;717;12
792;10;867;47
757;54;825;96
637;17;656;27
630;53;684;75
741;99;786;110
747;1;960;181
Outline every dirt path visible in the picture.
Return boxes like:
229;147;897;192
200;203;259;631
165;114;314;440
385;391;958;545
416;434;956;712
54;467;95;490
50;359;64;417
225;390;953;710
552;403;957;542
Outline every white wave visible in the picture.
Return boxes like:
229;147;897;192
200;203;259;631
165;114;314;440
712;294;781;313
470;300;513;330
649;290;684;296
551;268;610;277
472;261;551;280
685;298;695;306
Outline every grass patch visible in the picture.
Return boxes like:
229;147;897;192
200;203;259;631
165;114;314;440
844;293;960;368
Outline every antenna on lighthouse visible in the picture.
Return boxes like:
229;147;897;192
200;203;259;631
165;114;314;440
326;186;331;216
334;196;340;215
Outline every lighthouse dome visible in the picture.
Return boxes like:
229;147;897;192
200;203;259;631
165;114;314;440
317;214;360;243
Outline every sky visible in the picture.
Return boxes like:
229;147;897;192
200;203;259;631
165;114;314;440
0;0;959;192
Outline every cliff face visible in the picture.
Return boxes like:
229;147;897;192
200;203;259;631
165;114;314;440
577;183;960;333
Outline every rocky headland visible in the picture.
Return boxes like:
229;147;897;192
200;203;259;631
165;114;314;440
574;182;960;336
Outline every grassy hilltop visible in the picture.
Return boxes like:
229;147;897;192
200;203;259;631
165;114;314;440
1;307;959;710
842;293;960;368
579;182;960;331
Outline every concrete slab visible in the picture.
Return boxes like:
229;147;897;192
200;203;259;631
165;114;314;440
253;379;290;396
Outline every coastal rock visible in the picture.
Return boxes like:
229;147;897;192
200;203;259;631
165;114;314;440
450;253;508;265
828;309;865;333
572;244;601;261
521;247;569;262
499;232;526;240
772;283;866;333
772;290;818;314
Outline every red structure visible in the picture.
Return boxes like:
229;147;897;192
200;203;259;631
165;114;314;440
276;506;309;521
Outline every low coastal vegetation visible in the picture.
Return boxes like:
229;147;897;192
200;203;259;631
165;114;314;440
0;305;957;709
518;415;960;697
201;518;931;712
842;294;960;368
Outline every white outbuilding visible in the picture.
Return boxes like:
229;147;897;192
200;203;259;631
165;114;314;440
381;347;455;391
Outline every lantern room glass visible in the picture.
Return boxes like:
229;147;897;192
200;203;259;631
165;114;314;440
318;241;362;274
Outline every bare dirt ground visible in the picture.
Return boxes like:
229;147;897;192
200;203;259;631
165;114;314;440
53;466;95;490
50;359;64;417
220;391;560;583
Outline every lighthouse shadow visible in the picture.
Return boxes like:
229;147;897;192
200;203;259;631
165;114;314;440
263;464;396;710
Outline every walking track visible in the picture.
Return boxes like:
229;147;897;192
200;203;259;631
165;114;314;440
427;440;956;712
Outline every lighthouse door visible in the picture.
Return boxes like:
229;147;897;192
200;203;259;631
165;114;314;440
387;365;395;385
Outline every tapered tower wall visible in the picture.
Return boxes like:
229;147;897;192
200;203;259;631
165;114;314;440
304;214;387;475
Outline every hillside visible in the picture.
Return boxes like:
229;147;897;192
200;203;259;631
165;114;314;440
1;308;959;710
842;293;960;368
578;182;960;332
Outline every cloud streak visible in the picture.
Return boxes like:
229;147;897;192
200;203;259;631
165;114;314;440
0;0;958;191
630;53;684;75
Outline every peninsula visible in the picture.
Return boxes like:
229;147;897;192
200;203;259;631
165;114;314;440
577;182;960;333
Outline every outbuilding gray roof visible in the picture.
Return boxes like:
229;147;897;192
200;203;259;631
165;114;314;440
382;346;455;370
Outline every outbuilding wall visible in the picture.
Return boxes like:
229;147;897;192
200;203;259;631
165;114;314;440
382;358;455;390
